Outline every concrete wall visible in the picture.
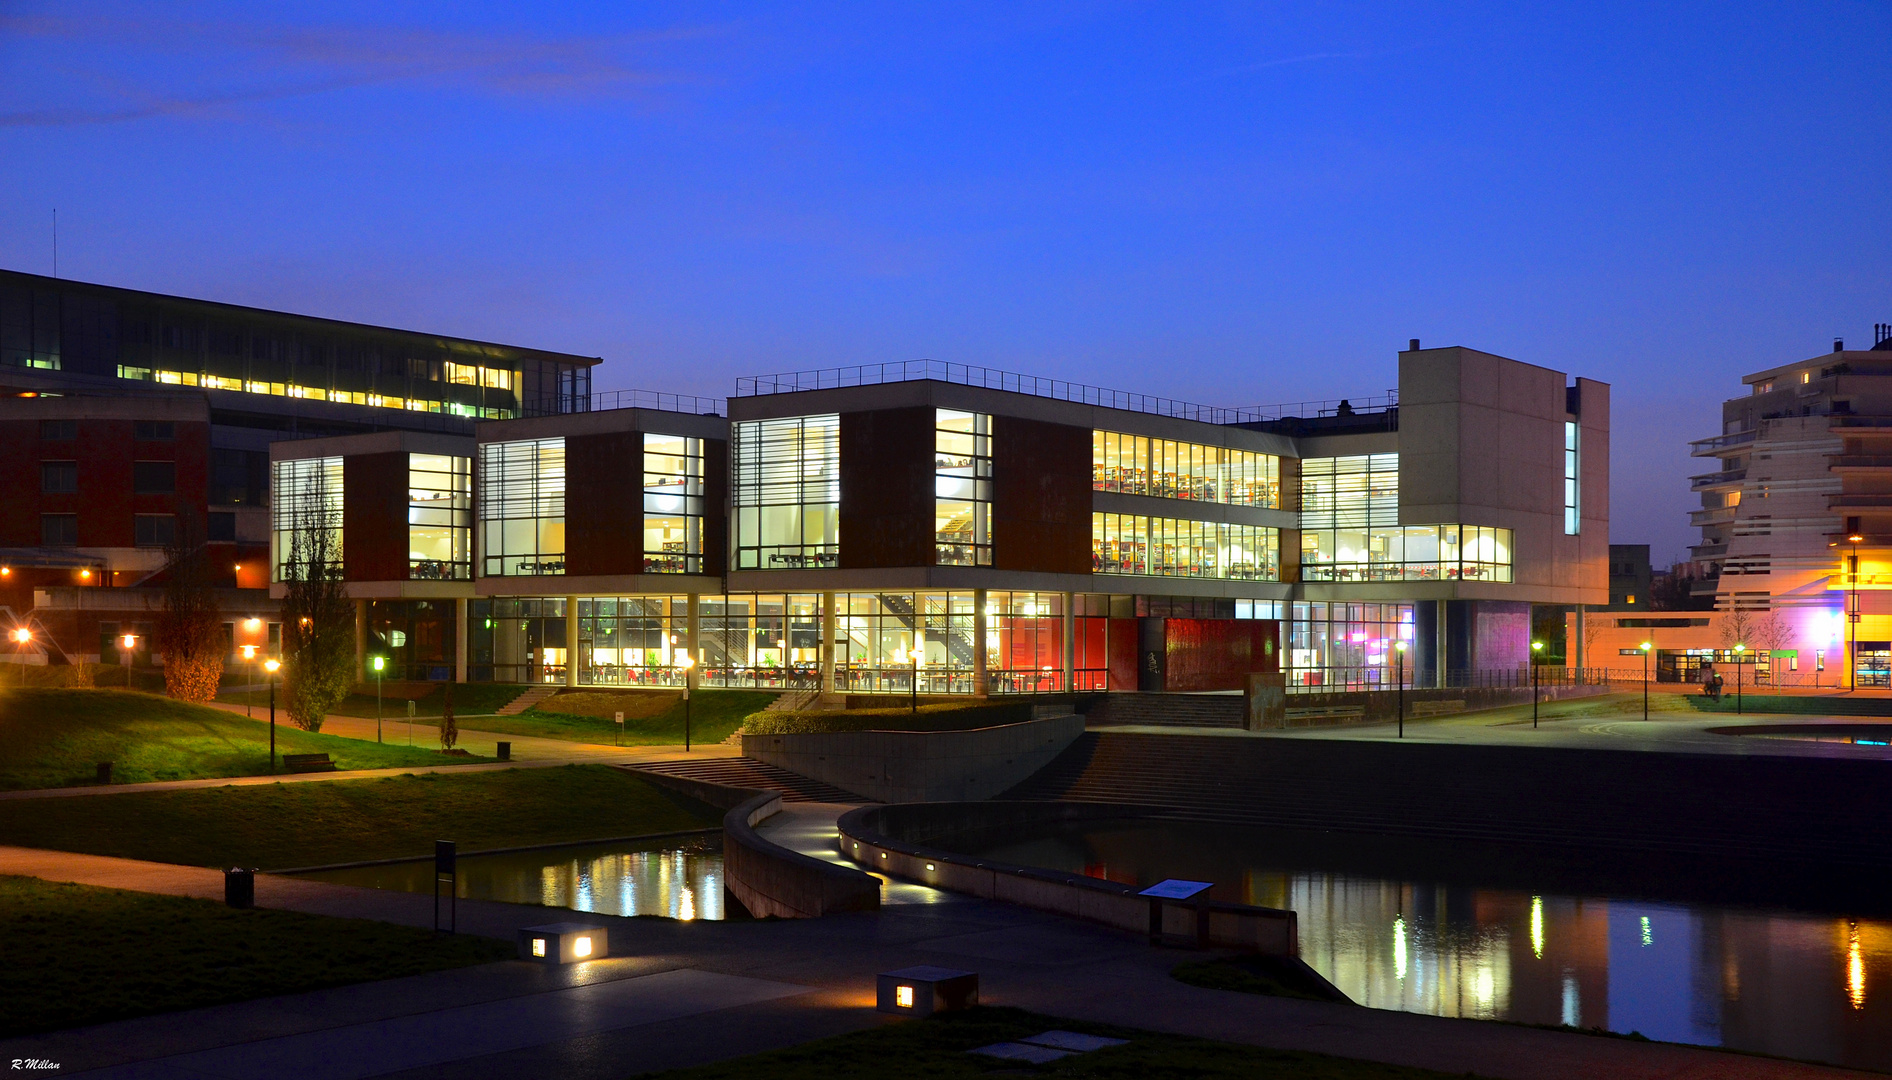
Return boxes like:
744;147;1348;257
723;793;881;919
741;713;1085;803
837;802;1298;956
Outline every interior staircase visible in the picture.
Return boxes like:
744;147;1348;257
496;686;560;715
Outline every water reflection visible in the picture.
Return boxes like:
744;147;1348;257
296;835;725;921
940;820;1892;1071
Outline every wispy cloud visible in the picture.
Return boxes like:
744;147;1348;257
0;15;721;127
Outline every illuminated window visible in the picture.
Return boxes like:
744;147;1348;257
1564;421;1580;535
271;457;343;581
1091;430;1278;507
408;454;471;580
480;438;566;576
733;415;840;570
643;433;704;574
935;410;992;566
1300;524;1512;583
1091;513;1278;580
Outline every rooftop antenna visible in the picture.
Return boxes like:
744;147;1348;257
52;209;57;278
1876;323;1891;348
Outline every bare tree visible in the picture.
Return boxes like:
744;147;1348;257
1718;609;1755;651
278;470;354;732
1751;610;1795;656
157;507;223;703
439;681;458;751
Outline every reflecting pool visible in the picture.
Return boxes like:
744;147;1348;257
294;834;726;921
932;819;1892;1071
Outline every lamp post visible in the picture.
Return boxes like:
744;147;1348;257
371;655;386;743
896;642;919;714
240;644;257;717
120;632;136;688
11;627;31;687
1849;534;1863;692
679;652;696;752
1531;640;1545;729
1640;641;1654;721
1394;641;1407;739
264;658;280;773
1733;642;1745;714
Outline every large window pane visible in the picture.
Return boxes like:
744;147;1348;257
272;456;342;580
733;415;840;569
935;410;992;566
479;438;565;576
643;433;703;573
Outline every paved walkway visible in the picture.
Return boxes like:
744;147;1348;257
0;844;1872;1079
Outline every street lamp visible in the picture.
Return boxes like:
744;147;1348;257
11;627;31;687
895;642;919;714
264;658;281;772
1849;534;1863;692
240;644;258;717
1733;642;1746;715
1394;640;1407;738
371;655;386;743
1531;640;1545;729
1640;641;1654;721
678;652;696;752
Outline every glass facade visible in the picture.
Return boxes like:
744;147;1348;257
935;409;992;566
480;438;566;576
701;595;824;686
471;597;567;683
1301;524;1514;582
271;456;342;580
408;453;471;580
1092;430;1278;507
1300;453;1399;533
1091;513;1279;580
1287;601;1415;689
643;433;704;574
733;415;840;569
367;599;456;680
1564;421;1580;535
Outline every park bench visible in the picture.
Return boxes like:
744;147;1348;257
1285;705;1365;726
282;753;336;773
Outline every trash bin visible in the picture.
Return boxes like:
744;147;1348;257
225;867;255;909
95;762;112;784
496;741;511;761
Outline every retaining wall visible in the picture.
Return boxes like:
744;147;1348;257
722;793;882;919
742;713;1085;803
836;801;1297;955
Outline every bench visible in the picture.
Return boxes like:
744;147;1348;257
282;753;336;773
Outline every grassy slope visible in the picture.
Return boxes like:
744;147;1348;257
219;682;527;719
0;765;719;870
0;689;488;790
460;689;778;745
645;1006;1482;1080
741;701;1032;735
0;875;510;1037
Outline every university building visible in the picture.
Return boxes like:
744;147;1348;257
271;346;1609;694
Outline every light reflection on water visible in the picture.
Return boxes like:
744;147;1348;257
295;835;725;921
941;821;1892;1071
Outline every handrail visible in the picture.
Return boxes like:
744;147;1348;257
736;359;1394;425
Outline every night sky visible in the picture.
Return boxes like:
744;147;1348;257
4;2;1889;563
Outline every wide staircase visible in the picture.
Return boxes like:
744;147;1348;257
1083;693;1246;729
632;757;866;803
496;686;560;715
1002;731;1892;868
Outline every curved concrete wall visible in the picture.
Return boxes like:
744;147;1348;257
837;802;1297;956
723;793;881;919
741;713;1085;803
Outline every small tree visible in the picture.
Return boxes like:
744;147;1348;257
279;498;354;732
1718;609;1755;651
439;682;458;751
157;508;224;703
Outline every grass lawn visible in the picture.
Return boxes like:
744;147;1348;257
0;688;490;791
0;875;511;1037
0;765;718;870
461;689;779;746
1170;956;1346;1002
742;701;1032;736
640;1005;1485;1080
220;682;528;719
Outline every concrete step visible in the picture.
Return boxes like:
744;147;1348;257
1084;693;1246;729
495;686;561;715
632;757;867;804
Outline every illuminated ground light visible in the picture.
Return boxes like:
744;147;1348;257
517;921;607;964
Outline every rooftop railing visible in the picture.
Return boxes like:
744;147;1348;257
518;388;726;418
734;359;1394;425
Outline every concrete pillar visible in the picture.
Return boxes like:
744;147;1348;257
1435;599;1448;689
565;595;580;687
1061;591;1076;693
454;597;468;684
973;588;990;697
354;598;367;674
686;593;701;693
1573;605;1586;680
820;590;837;696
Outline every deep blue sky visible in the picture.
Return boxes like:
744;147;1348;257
4;2;1889;562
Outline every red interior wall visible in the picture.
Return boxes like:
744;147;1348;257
1162;618;1281;692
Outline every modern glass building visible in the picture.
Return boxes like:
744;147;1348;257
272;343;1609;692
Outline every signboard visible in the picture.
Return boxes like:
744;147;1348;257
1137;879;1213;901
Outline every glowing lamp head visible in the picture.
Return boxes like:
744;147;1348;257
264;659;280;674
572;935;593;958
895;985;915;1009
1734;643;1746;654
678;653;696;671
241;644;256;660
1531;640;1545;652
1394;641;1407;652
11;628;30;644
370;656;385;673
121;633;136;650
1640;641;1653;652
1;566;10;576
1851;534;1864;542
245;617;261;631
79;568;91;579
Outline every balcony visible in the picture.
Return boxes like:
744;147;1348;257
1827;454;1892;470
1689;506;1738;527
1689;468;1746;491
1689;430;1756;457
1689;542;1728;560
1827;493;1892;509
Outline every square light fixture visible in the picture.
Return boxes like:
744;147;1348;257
517;922;608;964
876;966;978;1016
895;985;915;1008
